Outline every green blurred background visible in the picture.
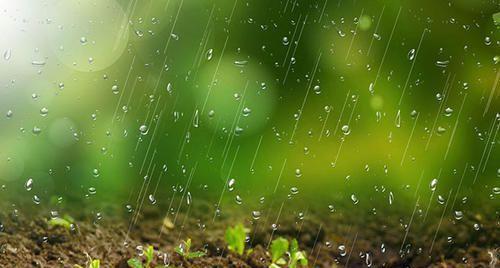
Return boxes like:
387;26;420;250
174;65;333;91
0;0;498;216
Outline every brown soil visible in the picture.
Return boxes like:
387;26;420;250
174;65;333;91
0;201;498;268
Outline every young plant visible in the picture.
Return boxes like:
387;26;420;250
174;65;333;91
174;238;206;259
48;214;74;230
224;223;250;255
127;245;155;268
74;258;100;268
269;237;289;268
268;237;308;268
288;239;308;268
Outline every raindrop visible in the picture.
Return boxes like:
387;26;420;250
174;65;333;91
88;187;97;195
395;110;401;128
435;60;450;68
139;125;148;135
341;125;350;135
40;107;49;117
295;169;302;178
437;195;445;205
282;36;289;45
429;178;438;191
3;49;11;61
408;48;416;61
444;107;453;117
33;195;40;205
32;126;42;135
338;245;347;257
313;85;321;94
454;210;463;220
148;194;156;204
251;210;261;220
25;178;33;191
228;178;235;191
235;195;242;205
351;194;359;204
6;110;13;118
111;85;119;95
242;107;251;117
166;83;173;94
206;48;213;61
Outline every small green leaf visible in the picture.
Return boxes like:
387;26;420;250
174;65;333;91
144;245;154;266
127;258;143;268
493;12;500;26
276;258;287;265
225;224;249;255
89;259;100;268
290;239;299;255
270;237;289;263
48;217;72;230
269;264;281;268
187;251;206;258
174;246;184;256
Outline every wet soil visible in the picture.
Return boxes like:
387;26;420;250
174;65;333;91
0;200;498;267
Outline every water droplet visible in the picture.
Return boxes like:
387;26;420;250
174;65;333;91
282;36;289;45
351;194;359;204
338;244;347;256
430;178;438;191
437;195;445;205
33;195;40;205
295;169;302;178
408;48;416;61
242;107;251;117
111;85;119;95
166;83;173;94
139;125;148;135
3;49;11;61
206;49;213;61
32;126;42;135
25;178;33;191
435;60;449;68
228;178;235;191
88;187;96;195
444;107;453;117
341;125;350;135
251;210;261;220
40;107;49;117
454;210;463;220
313;85;321;94
148;194;156;204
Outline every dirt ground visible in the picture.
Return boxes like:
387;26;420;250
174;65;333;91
0;199;498;268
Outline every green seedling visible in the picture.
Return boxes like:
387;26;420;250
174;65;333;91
74;258;100;268
288;239;308;268
48;214;74;230
174;238;206;259
224;223;250;255
269;237;308;268
493;12;500;27
127;245;156;268
270;237;288;267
